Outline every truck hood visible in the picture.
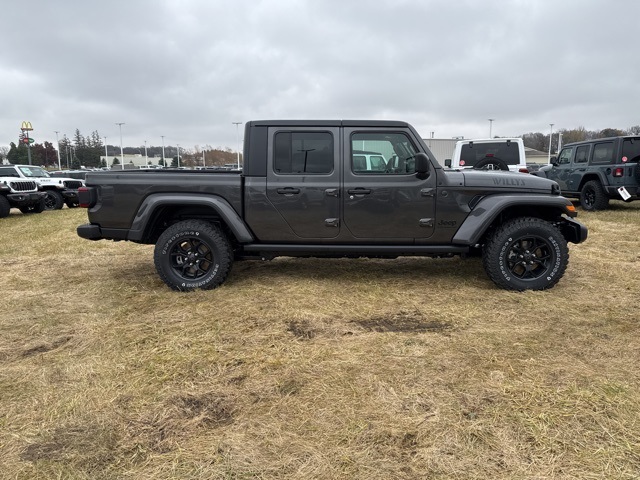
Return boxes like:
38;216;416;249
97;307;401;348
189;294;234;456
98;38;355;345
460;169;559;194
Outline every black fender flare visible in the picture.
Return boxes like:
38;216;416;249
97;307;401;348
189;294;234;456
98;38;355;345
127;193;254;243
452;194;579;245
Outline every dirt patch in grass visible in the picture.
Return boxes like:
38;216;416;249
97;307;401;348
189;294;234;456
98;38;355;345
354;309;453;333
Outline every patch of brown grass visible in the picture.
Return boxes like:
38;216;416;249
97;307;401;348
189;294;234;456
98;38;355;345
1;203;639;479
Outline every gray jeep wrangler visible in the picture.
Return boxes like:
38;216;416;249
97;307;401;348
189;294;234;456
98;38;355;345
534;136;640;210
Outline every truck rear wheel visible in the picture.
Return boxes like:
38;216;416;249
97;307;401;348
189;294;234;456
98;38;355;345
580;180;609;211
482;217;569;291
154;220;233;291
43;190;64;210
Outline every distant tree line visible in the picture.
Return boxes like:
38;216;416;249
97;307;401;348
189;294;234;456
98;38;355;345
522;125;640;154
2;128;242;169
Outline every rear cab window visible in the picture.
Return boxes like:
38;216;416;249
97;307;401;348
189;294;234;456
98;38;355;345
459;141;520;167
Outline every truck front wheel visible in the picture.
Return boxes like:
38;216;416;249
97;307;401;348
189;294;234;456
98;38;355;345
482;217;569;291
154;220;233;291
0;196;10;218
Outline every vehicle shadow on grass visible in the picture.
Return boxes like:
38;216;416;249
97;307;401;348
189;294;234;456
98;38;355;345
230;256;488;288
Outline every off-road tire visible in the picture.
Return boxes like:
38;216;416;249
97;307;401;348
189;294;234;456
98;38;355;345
19;198;45;214
580;180;609;211
43;190;64;210
0;196;10;218
154;220;233;291
482;217;569;291
474;156;510;171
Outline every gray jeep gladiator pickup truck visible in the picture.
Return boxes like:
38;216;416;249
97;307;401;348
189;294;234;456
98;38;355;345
77;120;587;291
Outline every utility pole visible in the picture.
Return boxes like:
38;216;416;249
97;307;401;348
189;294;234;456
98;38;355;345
548;123;554;163
116;122;125;170
232;122;242;168
54;130;61;170
161;135;165;167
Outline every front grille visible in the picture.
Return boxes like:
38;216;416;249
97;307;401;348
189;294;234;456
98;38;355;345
9;180;37;192
63;180;83;189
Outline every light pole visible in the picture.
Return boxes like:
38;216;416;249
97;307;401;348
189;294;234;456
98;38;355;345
144;140;148;165
104;137;108;168
177;144;181;168
161;135;165;167
64;135;70;168
116;122;125;170
548;123;554;163
233;122;242;168
54;130;61;170
488;118;495;138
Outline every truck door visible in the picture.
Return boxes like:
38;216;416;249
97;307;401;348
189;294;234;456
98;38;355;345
265;127;341;239
546;145;592;193
546;147;574;192
342;128;436;240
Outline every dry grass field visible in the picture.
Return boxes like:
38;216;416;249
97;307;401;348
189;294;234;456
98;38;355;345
1;203;639;479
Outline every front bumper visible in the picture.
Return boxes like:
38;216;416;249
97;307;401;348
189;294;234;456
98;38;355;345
559;216;588;244
7;192;46;207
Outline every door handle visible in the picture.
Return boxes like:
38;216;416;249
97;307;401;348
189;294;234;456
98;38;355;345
347;188;371;195
325;188;339;197
276;187;300;195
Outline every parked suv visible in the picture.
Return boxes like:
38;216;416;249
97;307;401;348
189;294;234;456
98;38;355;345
444;138;528;172
533;136;640;210
0;175;46;217
0;165;84;210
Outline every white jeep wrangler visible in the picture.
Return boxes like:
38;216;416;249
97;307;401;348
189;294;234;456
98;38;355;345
0;175;46;217
444;138;528;173
0;165;85;210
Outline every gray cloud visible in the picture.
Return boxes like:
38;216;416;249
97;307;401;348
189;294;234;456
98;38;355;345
2;0;638;152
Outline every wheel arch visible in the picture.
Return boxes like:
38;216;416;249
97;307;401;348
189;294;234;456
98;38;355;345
577;173;606;191
453;195;577;246
127;193;254;245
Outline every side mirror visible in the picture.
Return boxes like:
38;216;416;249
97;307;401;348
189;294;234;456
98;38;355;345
444;158;451;167
415;153;430;179
550;156;558;166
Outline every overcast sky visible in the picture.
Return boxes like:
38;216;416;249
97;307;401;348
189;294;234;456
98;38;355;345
2;0;638;153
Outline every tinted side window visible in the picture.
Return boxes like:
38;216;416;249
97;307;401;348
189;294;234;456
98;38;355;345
591;142;614;164
575;145;590;163
622;138;640;163
351;132;418;175
557;147;573;164
0;167;19;177
274;132;333;174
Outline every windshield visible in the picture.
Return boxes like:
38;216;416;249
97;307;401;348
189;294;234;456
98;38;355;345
459;142;520;166
18;166;50;178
